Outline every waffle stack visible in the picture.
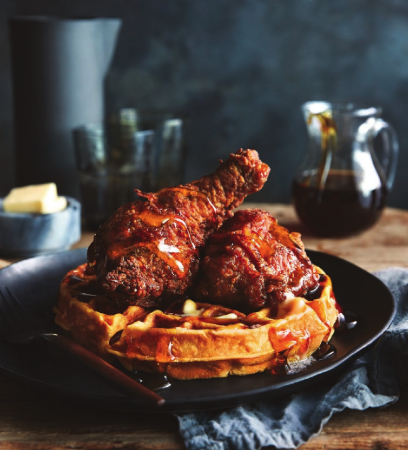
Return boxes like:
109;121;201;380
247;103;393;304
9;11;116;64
54;263;338;380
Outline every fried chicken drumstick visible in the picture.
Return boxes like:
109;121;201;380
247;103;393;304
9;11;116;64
192;209;320;312
88;149;270;308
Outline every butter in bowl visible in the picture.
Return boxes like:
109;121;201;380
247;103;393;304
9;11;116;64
0;183;81;258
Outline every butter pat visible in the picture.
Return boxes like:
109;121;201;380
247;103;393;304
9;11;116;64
215;313;238;319
182;299;203;316
3;183;67;214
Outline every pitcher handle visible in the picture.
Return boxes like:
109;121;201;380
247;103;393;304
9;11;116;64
369;118;399;191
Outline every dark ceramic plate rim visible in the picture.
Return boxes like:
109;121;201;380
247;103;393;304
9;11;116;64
0;248;396;412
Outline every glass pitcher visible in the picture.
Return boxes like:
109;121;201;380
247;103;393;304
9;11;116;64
292;101;399;236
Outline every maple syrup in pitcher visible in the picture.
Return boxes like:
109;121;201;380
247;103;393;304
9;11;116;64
293;170;388;236
293;102;398;236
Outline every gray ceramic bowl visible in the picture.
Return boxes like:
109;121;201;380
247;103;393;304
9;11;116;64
0;196;81;258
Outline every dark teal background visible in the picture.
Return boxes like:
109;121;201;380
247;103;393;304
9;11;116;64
1;1;407;207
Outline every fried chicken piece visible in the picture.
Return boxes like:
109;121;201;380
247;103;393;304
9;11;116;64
87;150;270;308
192;209;320;312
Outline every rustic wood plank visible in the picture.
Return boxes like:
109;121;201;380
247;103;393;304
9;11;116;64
0;370;407;450
0;374;184;450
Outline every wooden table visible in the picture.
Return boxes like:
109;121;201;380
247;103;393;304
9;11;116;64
0;203;408;450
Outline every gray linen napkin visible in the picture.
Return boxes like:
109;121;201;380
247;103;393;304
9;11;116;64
176;268;408;450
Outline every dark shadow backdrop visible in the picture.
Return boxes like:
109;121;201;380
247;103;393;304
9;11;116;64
1;0;408;208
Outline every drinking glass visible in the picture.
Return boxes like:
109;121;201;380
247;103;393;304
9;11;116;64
73;119;155;229
123;109;185;190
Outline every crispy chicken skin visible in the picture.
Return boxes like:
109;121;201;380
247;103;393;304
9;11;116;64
192;209;320;312
87;150;270;308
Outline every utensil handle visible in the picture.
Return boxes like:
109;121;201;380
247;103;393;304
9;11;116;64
46;334;165;406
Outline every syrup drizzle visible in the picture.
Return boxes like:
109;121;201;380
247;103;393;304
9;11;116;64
267;273;347;376
335;310;358;333
156;336;176;363
108;332;172;390
109;330;124;346
75;292;97;303
139;210;195;248
166;187;218;216
312;342;337;361
71;276;99;298
304;283;323;301
68;275;84;286
270;350;291;375
114;210;197;277
123;240;189;278
174;217;195;249
131;371;172;391
270;341;338;377
303;274;327;301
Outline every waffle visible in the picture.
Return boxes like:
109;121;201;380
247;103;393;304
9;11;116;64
54;264;339;379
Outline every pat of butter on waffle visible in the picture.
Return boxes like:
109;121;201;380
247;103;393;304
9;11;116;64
3;183;67;214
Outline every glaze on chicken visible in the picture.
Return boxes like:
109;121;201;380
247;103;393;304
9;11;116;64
88;150;270;308
192;209;320;312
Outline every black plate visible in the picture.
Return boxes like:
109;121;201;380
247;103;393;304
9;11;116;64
0;249;395;412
